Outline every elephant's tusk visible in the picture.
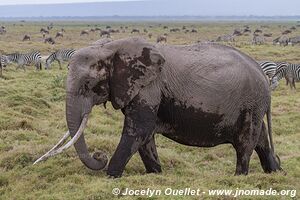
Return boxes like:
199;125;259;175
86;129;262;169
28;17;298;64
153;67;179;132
33;114;89;165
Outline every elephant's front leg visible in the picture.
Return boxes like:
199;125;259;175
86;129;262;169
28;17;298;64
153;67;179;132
107;100;158;178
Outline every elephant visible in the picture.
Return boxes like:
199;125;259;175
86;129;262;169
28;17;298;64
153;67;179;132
34;37;282;178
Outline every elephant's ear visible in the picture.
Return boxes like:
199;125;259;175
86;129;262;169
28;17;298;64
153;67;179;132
110;47;165;109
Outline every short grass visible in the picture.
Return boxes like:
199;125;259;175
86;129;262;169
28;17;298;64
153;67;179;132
0;21;299;200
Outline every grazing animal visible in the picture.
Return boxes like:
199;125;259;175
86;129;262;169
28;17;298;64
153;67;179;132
170;28;180;32
45;49;75;70
80;30;89;36
216;34;235;42
0;55;9;69
44;37;55;45
263;33;272;37
254;29;263;34
35;37;281;178
0;55;9;76
285;64;300;89
259;61;289;84
289;36;300;46
143;29;148;33
55;32;64;38
282;30;292;35
40;28;49;34
275;35;290;46
131;29;140;34
252;34;265;45
156;35;167;43
7;51;42;71
0;26;6;34
233;29;243;36
259;61;278;80
191;29;198;33
100;30;110;37
271;63;299;90
61;28;66;32
148;33;153;39
243;28;251;34
22;35;31;41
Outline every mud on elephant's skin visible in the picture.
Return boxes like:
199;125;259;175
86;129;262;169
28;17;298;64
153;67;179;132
35;37;282;178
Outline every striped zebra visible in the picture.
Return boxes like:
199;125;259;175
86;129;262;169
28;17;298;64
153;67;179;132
0;55;9;76
270;63;299;90
45;49;75;70
285;64;300;90
7;51;42;71
259;61;289;85
0;55;9;68
259;61;278;80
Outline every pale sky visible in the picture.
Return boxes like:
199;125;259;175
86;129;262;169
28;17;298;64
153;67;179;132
0;0;138;5
0;0;299;17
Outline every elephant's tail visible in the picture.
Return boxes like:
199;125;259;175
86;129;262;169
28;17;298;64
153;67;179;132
266;106;274;154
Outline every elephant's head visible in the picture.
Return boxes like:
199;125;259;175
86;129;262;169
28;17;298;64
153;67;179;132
34;37;165;170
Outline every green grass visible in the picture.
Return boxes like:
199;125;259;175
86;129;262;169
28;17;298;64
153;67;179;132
0;21;299;200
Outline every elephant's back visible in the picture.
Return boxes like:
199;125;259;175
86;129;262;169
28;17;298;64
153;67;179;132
157;43;270;126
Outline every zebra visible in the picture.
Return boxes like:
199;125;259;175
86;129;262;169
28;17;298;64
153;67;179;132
259;61;278;80
270;63;299;90
7;51;42;71
45;49;75;70
259;61;289;84
0;55;9;68
285;64;300;89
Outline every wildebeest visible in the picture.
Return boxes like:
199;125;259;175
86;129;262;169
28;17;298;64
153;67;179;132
282;30;292;35
22;34;31;41
263;33;273;37
131;29;140;33
80;30;89;36
170;28;180;32
44;37;55;45
254;29;263;34
243;28;251;34
100;30;110;37
191;29;198;33
148;33;153;39
55;32;64;38
40;28;49;34
233;29;243;36
157;35;167;43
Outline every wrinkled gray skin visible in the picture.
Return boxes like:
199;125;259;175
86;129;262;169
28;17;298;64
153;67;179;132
66;37;281;177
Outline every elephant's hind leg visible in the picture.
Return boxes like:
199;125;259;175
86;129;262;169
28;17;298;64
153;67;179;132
255;122;281;173
233;111;259;175
138;135;162;173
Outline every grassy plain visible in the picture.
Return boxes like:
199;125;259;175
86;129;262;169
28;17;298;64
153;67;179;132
0;21;299;199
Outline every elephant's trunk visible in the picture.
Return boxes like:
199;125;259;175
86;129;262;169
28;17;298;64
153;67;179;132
66;93;107;170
